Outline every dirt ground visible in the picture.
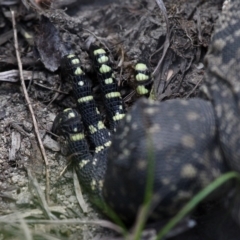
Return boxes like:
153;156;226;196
0;0;239;239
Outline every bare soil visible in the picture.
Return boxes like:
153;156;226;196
1;0;239;239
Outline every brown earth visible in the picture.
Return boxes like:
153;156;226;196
0;0;239;239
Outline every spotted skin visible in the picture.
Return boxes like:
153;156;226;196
134;62;151;95
54;0;240;227
203;0;240;173
104;98;228;223
61;54;110;149
89;45;125;132
53;108;108;198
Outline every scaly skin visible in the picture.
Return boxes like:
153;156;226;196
53;0;240;226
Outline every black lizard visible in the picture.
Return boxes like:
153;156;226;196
53;0;240;227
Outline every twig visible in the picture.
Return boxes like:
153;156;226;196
17;213;33;240
151;0;171;99
0;218;124;234
27;169;57;220
152;0;170;77
11;10;50;203
73;169;88;213
185;77;203;99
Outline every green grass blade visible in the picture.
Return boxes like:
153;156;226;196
157;171;240;240
132;134;155;240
